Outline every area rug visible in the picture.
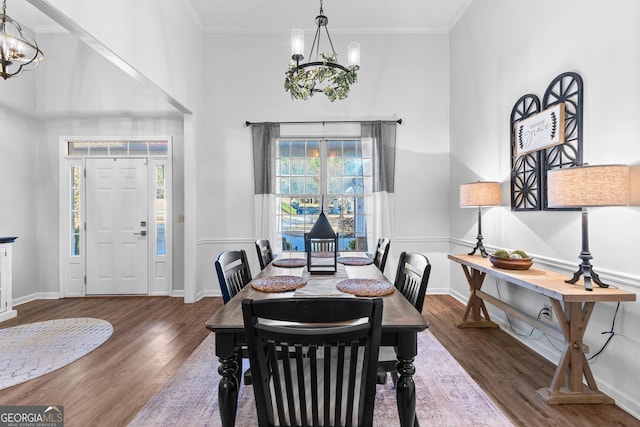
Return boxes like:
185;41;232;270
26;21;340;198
0;318;113;390
129;330;513;426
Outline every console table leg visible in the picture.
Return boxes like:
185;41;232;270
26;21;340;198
536;301;614;404
218;354;239;427
456;265;498;328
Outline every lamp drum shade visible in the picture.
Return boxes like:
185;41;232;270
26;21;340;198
460;182;501;207
547;165;630;208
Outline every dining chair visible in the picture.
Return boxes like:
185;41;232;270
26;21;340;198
242;297;383;427
378;251;431;392
215;249;253;304
372;237;391;272
255;239;275;270
215;249;254;385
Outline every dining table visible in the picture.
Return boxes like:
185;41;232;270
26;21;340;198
205;252;429;427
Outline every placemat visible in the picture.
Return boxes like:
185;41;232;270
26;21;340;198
251;275;307;293
336;279;395;297
337;256;374;266
310;251;339;258
272;258;307;268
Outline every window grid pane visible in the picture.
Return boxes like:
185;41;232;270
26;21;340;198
156;165;166;256
67;140;168;156
276;139;371;252
70;166;81;256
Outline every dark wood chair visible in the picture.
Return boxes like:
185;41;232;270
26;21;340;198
393;251;431;313
215;249;252;304
215;249;253;385
378;252;431;398
255;239;274;270
372;237;391;272
242;297;383;427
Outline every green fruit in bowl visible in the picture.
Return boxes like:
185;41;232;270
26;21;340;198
509;253;522;259
493;249;510;258
511;249;529;258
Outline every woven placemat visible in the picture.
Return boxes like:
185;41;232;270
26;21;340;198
251;275;307;293
272;258;307;268
336;279;395;297
310;251;339;258
337;256;374;266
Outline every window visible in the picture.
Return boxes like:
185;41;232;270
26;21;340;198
156;165;166;255
70;165;81;256
276;138;372;251
67;140;169;156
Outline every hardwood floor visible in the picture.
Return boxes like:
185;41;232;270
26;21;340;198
425;295;640;427
0;297;222;427
0;295;637;427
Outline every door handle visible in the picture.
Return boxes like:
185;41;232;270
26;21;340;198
134;230;147;236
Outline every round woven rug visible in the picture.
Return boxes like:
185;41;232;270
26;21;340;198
0;317;113;390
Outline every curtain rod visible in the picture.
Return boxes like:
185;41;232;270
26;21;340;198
245;119;402;127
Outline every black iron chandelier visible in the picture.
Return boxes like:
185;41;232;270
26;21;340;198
284;0;359;102
0;0;44;80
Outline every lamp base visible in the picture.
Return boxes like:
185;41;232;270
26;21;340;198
566;262;608;292
468;238;489;258
566;209;609;292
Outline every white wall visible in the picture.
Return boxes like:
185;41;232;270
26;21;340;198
0;29;186;301
0;73;39;299
450;0;640;417
39;0;203;301
34;33;186;296
197;31;452;294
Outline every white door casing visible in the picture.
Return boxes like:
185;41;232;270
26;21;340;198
85;158;148;295
59;138;173;298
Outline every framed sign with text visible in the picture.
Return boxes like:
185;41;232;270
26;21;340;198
510;72;583;211
514;103;565;156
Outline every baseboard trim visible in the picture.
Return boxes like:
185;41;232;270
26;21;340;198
14;292;61;307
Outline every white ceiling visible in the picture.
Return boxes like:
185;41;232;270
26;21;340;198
9;0;473;35
184;0;474;34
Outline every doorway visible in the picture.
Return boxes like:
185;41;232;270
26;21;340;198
59;138;172;297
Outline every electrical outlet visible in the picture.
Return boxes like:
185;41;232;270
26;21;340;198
541;304;553;321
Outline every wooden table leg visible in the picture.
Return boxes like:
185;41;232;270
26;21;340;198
216;333;240;427
456;264;499;329
536;301;615;404
396;333;419;427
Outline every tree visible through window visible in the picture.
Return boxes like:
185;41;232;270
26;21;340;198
276;138;372;251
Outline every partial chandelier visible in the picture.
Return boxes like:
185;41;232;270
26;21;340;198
284;0;359;102
0;0;44;80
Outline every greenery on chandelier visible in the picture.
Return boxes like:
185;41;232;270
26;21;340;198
284;53;358;102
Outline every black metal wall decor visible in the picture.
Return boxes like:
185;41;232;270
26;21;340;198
510;72;583;210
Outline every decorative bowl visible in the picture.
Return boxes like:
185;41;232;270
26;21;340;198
489;255;533;270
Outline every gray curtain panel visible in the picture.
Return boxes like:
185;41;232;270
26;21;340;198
251;122;280;195
361;121;397;193
251;121;396;194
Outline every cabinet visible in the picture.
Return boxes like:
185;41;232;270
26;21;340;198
0;240;17;322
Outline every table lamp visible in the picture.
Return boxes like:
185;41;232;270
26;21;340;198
460;181;502;257
547;164;631;291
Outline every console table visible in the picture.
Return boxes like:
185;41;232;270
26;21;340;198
448;253;636;405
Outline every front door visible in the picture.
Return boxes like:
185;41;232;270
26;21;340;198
85;158;148;294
